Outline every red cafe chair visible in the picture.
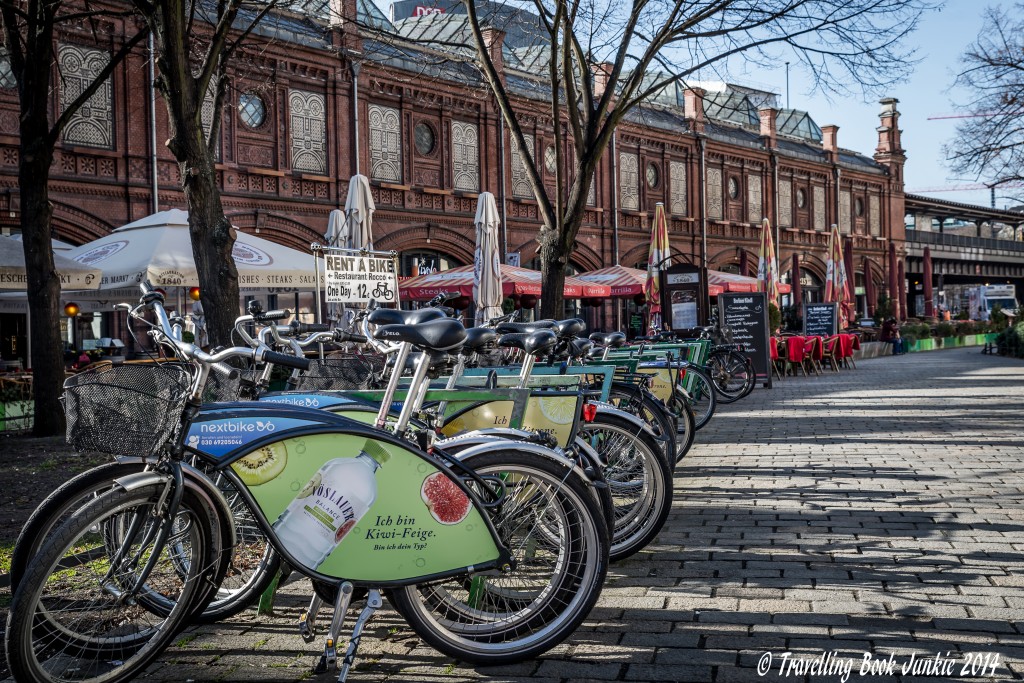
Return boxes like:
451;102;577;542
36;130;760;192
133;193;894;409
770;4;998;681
803;336;824;375
769;337;784;380
839;333;857;369
821;336;841;372
785;336;808;377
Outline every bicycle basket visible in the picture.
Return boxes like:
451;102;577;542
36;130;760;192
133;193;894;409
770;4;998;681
62;363;194;458
292;353;385;392
201;357;257;403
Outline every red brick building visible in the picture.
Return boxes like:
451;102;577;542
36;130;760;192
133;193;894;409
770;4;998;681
0;1;906;334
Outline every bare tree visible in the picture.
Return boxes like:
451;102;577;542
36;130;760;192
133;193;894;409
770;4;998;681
130;0;288;345
945;3;1024;197
0;1;147;435
383;0;935;317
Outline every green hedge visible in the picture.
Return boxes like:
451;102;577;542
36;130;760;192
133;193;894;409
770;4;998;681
996;322;1024;358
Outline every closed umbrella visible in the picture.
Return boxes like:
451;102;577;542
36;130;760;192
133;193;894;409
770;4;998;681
923;246;934;318
473;192;504;326
824;224;852;329
844;236;856;320
863;256;876;317
898;258;907;322
791;253;802;307
644;203;670;335
342;175;375;250
888;240;900;320
756;218;780;304
325;209;344;247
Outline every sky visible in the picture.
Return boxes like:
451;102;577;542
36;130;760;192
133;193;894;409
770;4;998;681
374;0;1009;209
737;0;1015;210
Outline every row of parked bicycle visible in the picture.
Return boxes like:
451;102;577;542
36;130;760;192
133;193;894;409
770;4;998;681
4;285;758;683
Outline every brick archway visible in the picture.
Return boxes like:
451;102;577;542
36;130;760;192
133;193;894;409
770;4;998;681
226;211;324;252
377;223;475;266
50;202;116;245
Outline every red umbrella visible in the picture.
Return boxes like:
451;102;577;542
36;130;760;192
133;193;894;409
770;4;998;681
791;253;802;306
576;264;646;297
844;236;855;320
708;269;792;294
399;263;610;301
923;246;934;318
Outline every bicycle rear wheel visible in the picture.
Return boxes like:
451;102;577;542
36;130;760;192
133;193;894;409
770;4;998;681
388;449;608;665
673;366;717;430
5;482;218;683
607;383;678;465
581;413;673;561
707;350;754;403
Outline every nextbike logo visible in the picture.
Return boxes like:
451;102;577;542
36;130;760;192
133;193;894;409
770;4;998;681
199;420;276;433
265;396;321;408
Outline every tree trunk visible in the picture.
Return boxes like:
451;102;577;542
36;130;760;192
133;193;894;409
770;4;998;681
178;144;239;347
20;135;65;436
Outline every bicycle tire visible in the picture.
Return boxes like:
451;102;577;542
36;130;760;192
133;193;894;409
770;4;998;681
607;383;677;465
9;460;276;625
5;482;218;683
707;349;754;403
580;413;673;561
387;449;608;665
673;365;717;430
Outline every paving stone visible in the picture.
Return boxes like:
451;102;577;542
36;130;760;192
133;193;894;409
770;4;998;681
13;349;1018;683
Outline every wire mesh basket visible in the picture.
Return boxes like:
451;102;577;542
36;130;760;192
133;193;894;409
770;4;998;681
201;358;257;403
292;353;385;392
62;363;194;458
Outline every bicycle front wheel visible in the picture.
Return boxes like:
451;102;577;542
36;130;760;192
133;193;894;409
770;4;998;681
388;449;608;665
5;482;219;683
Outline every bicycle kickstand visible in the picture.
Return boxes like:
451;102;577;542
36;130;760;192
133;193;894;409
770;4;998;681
338;589;383;683
313;582;354;675
299;593;323;643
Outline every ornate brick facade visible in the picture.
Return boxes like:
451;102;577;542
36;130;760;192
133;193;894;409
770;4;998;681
0;6;905;313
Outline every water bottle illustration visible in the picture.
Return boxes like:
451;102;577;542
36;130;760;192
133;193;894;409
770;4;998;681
273;440;390;569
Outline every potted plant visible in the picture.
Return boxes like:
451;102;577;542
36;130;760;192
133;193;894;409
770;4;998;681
935;321;956;348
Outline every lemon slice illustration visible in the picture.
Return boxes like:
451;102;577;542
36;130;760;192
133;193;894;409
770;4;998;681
536;396;576;425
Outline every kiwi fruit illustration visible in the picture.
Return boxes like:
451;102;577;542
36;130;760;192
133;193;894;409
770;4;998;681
232;441;288;486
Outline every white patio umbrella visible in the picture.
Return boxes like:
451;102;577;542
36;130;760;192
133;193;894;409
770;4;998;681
342;174;375;251
473;192;504;326
325;208;345;247
0;234;101;290
63;209;320;295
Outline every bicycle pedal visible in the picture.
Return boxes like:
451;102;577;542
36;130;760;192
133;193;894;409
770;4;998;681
298;612;316;643
314;638;338;673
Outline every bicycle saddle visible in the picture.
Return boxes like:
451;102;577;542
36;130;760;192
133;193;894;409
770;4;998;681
589;331;626;348
368;307;447;326
461;327;497;354
495;320;555;334
551;318;586;338
567;338;594;359
497;329;558;355
373;318;467;352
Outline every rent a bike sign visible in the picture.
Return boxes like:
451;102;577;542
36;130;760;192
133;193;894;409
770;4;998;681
323;252;398;304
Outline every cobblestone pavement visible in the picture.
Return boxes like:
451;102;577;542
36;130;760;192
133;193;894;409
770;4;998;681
16;349;1024;682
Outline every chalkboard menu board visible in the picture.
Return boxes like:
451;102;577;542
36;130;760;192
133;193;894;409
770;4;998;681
803;302;838;337
718;292;771;388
